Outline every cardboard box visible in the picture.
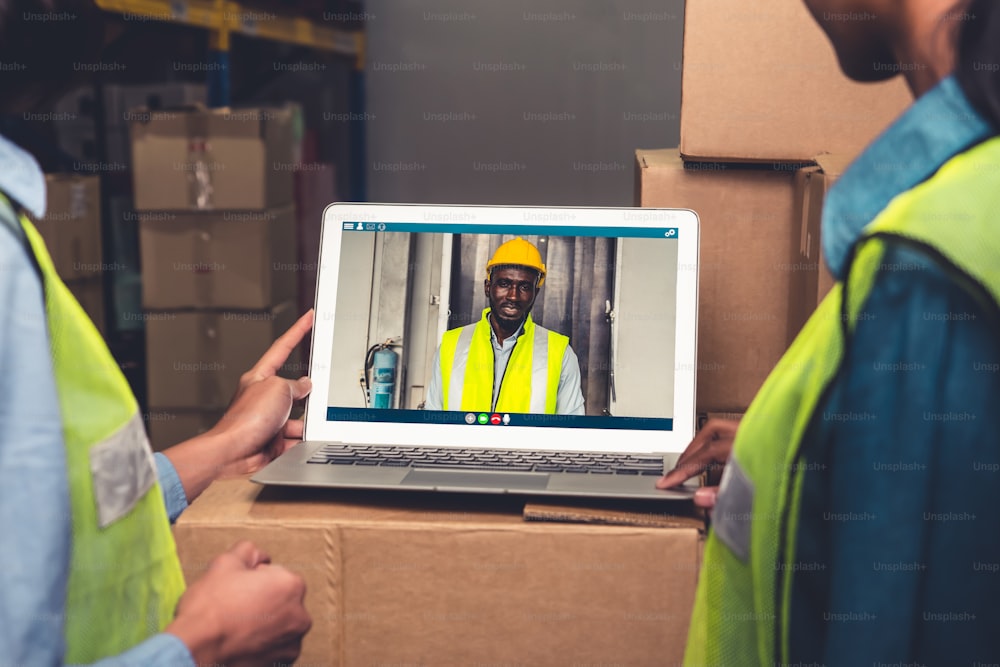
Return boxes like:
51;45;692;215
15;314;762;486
174;478;704;666
636;148;811;412
698;411;745;430
144;408;224;451
66;277;106;337
130;105;302;211
140;207;297;310
30;174;102;282
145;302;301;410
680;0;912;162
814;155;850;300
795;155;851;308
792;165;824;330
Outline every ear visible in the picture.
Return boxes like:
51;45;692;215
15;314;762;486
483;279;490;298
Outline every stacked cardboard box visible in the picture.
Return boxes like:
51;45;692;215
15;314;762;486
795;154;851;305
175;478;705;666
29;175;106;336
50;84;208;347
638;0;913;413
130;104;305;449
53;83;206;168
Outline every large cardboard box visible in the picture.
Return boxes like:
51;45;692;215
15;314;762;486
130;105;302;211
680;0;912;163
140;207;297;310
636;148;812;411
795;154;851;308
145;302;300;410
814;155;851;300
174;478;704;666
30;174;102;282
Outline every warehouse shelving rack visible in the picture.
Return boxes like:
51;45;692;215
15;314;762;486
94;0;365;106
79;0;368;412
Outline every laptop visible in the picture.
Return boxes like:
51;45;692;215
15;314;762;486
253;203;700;500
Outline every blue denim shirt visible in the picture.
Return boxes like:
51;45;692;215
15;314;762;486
789;77;1000;663
0;134;194;666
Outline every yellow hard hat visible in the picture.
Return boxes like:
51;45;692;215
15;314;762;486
485;238;546;286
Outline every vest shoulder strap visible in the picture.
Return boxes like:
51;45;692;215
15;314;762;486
0;194;44;283
0;194;25;242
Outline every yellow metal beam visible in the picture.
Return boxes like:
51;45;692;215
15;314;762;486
94;0;361;58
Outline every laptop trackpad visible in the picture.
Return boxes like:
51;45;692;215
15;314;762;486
402;469;550;491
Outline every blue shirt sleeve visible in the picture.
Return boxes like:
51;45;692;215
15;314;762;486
556;345;585;416
790;243;1000;665
0;217;71;667
75;634;195;667
424;344;443;410
154;452;189;523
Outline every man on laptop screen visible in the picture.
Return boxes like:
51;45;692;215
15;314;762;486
424;237;585;415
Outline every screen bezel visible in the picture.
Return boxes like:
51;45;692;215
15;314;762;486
304;203;699;454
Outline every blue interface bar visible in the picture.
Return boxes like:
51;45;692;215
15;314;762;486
342;222;679;239
326;407;673;431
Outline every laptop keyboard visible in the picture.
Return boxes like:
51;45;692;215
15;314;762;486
307;444;664;476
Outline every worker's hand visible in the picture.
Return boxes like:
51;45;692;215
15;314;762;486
166;541;312;667
160;311;313;503
656;419;739;509
210;310;315;477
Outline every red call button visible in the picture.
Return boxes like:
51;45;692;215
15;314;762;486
489;414;502;425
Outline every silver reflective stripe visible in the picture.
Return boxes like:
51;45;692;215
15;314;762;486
447;325;475;410
712;456;754;563
528;325;550;413
89;412;157;529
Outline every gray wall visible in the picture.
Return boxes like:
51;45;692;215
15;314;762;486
365;0;684;205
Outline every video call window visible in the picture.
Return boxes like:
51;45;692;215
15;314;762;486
325;223;680;431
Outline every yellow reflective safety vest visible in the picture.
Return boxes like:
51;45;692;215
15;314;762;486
685;136;1000;666
3;201;186;663
439;308;569;413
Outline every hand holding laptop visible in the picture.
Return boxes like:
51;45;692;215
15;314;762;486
161;309;314;502
212;309;316;476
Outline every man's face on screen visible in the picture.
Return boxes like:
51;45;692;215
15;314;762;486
485;266;540;333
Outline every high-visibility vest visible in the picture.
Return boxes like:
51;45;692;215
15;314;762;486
684;136;1000;666
1;198;186;663
439;308;569;413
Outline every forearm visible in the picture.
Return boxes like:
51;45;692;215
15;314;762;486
160;430;232;505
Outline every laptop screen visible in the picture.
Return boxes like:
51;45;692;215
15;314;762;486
307;205;698;453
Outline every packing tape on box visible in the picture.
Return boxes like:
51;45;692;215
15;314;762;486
523;503;705;529
186;113;213;210
198;312;225;408
194;226;214;308
69;180;86;219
